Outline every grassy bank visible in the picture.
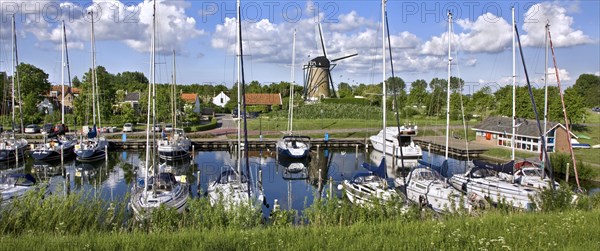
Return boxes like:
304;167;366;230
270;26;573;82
1;186;600;249
2;208;600;250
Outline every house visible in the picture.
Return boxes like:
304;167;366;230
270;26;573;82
41;85;78;113
121;92;141;111
472;116;577;153
181;93;201;114
245;93;282;111
212;91;230;108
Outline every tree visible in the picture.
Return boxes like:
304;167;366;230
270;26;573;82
426;78;447;116
407;79;428;107
470;86;495;117
72;76;81;88
16;63;51;102
338;82;353;98
572;74;600;107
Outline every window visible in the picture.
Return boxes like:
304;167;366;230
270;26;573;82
220;98;223;103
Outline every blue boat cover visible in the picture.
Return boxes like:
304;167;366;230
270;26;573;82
418;159;450;178
361;158;388;179
87;124;97;139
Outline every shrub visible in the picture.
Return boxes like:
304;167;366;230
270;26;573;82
196;118;218;131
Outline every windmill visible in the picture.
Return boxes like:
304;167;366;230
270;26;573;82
303;23;358;102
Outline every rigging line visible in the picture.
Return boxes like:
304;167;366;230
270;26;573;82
453;44;471;164
515;24;556;191
384;9;407;187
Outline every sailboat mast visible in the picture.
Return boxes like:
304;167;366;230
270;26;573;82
63;23;72;89
511;7;516;163
548;29;582;191
236;0;242;175
89;11;96;127
144;0;157;195
543;22;549;170
12;15;24;136
382;0;386;155
289;29;296;133
445;11;452;160
61;21;66;124
11;15;15;131
172;50;177;129
237;0;252;198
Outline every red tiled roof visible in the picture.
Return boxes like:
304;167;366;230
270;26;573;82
181;93;198;103
245;93;282;106
49;85;79;94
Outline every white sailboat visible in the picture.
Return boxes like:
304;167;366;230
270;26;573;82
394;12;466;213
29;21;77;162
448;9;539;210
207;0;264;209
74;11;108;162
276;29;311;159
157;50;191;160
340;0;403;207
130;0;189;220
0;15;28;164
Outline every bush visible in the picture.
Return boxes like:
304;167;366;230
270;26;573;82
550;153;599;180
402;107;420;118
196;118;218;131
321;98;371;106
246;105;269;113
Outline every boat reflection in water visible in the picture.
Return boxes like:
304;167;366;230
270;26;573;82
368;150;419;179
278;157;309;180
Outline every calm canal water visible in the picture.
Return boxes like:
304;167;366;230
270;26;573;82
1;148;597;215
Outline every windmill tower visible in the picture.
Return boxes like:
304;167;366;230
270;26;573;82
303;24;358;102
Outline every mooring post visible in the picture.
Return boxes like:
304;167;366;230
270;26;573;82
355;144;359;158
196;170;201;195
329;176;333;198
318;169;322;192
316;144;320;158
192;145;195;160
273;199;280;212
105;145;108;161
60;146;64;167
66;172;70;195
15;148;18;167
258;169;263;191
565;163;570;183
428;143;431;161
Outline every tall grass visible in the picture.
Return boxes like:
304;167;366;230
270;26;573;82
2;186;600;249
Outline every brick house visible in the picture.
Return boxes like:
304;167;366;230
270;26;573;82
472;116;577;153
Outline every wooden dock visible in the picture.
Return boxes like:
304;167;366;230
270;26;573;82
109;138;367;150
413;136;489;159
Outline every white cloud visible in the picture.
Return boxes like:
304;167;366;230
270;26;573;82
520;2;592;47
545;67;571;84
211;11;429;77
2;0;203;54
595;71;600;76
421;13;511;56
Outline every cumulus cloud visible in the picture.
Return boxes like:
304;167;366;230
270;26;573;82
421;13;512;56
545;67;571;84
1;0;203;54
520;2;592;47
211;9;430;77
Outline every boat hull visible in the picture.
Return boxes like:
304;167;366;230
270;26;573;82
29;145;75;162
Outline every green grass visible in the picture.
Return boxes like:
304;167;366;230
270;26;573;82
585;110;600;124
482;147;538;160
2;209;600;250
2;186;600;249
246;117;465;132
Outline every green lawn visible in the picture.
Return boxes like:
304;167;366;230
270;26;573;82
246;117;467;132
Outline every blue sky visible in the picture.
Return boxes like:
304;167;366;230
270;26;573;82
0;0;598;94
